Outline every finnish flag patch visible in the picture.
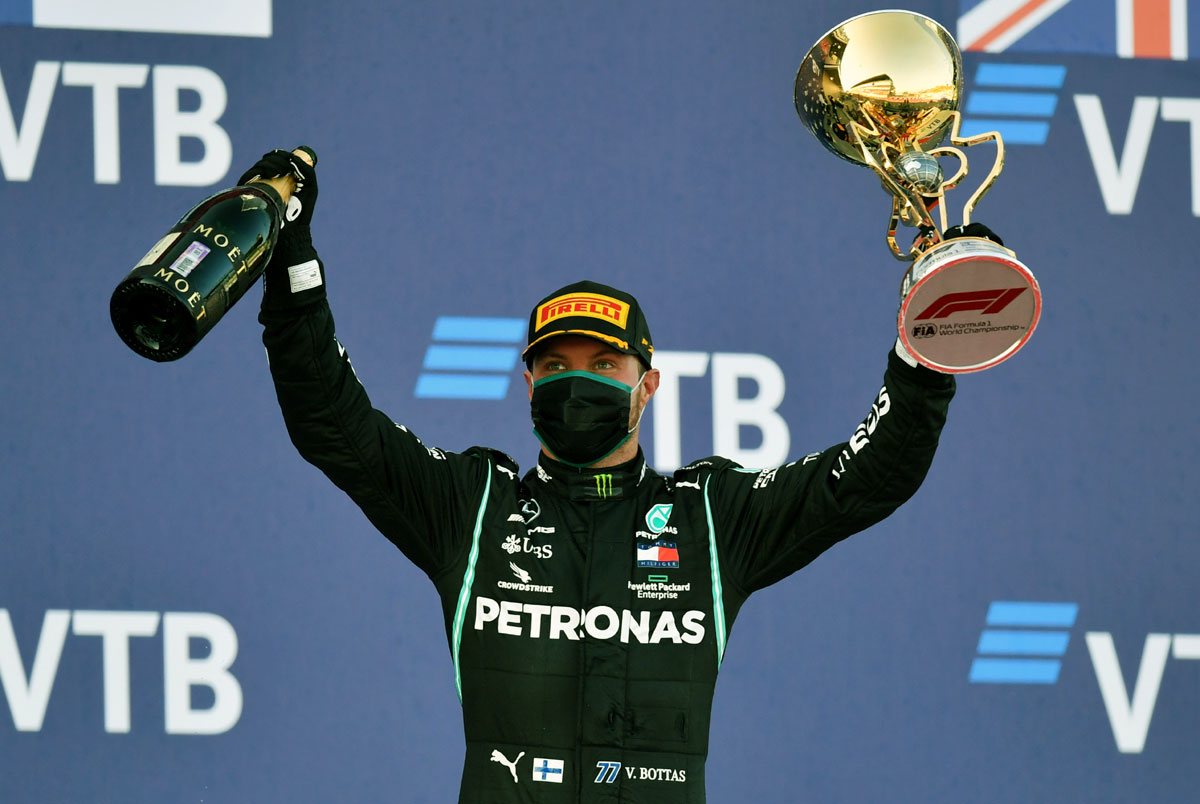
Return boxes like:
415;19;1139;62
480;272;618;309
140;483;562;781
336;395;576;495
532;757;564;783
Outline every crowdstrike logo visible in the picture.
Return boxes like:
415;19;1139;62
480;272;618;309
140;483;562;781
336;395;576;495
498;562;553;594
969;600;1200;753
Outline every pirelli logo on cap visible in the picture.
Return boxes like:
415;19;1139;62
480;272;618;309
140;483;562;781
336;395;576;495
536;293;630;331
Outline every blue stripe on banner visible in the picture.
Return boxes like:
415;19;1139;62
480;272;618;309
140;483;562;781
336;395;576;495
965;91;1059;117
974;64;1067;89
959;119;1050;145
432;316;525;343
415;374;510;400
969;658;1062;684
423;345;519;371
986;601;1079;627
0;0;32;24
977;630;1070;656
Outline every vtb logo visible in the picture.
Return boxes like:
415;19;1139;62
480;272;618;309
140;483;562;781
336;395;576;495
970;601;1200;754
915;288;1027;320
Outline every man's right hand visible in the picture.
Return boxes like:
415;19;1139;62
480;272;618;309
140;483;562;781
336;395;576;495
241;147;325;310
238;147;319;234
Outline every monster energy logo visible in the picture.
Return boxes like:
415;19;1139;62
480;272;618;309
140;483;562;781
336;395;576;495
595;473;614;498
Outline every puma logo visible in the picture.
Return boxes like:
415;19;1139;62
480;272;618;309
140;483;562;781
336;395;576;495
490;749;525;783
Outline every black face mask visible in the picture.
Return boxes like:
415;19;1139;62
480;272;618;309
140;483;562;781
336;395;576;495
530;371;646;468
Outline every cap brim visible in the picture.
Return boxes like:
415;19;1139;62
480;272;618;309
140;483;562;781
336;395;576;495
522;329;635;360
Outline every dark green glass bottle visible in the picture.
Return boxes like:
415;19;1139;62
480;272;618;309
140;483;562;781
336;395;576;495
110;148;314;362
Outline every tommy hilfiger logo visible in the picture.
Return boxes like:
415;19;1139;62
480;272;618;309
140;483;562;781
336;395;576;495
636;540;679;569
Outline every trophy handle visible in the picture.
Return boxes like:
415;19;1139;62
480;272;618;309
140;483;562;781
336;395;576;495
944;112;1005;226
249;147;317;205
849;120;941;261
886;196;939;261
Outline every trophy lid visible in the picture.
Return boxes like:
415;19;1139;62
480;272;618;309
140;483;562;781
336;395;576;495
795;10;963;166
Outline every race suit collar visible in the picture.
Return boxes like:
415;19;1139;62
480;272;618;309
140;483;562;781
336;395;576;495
531;449;648;501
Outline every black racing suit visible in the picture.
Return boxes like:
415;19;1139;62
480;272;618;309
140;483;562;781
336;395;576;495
261;287;955;803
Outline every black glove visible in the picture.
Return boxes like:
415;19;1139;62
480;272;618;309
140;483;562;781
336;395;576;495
239;147;324;311
943;222;1003;247
914;222;1004;249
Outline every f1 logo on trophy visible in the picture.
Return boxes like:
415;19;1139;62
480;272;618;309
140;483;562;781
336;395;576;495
796;10;1041;373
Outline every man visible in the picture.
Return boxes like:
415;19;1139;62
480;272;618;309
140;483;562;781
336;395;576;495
247;149;958;803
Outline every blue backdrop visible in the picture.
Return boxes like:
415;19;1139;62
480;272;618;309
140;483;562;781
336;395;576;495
2;1;1197;801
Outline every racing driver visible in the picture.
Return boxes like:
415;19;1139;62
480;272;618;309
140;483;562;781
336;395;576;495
247;149;963;803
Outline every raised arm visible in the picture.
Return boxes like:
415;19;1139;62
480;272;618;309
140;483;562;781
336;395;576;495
248;149;487;577
703;346;955;593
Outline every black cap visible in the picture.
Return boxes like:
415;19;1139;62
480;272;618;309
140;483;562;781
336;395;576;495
522;280;653;367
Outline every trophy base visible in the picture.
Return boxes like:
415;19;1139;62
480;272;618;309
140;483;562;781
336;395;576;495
897;237;1041;373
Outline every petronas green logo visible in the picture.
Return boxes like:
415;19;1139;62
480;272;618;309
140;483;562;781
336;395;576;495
645;503;672;534
595;473;614;498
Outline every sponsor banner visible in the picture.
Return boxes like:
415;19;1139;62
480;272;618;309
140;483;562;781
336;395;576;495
1;0;274;37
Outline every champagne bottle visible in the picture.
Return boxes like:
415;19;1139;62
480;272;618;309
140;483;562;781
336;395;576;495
110;147;316;362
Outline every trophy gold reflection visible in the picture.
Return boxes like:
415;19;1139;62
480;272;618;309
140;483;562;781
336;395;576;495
796;10;1041;373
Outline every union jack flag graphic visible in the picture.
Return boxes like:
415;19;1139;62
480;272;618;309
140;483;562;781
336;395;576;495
958;0;1193;60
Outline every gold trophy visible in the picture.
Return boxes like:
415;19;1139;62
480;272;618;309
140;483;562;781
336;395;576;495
796;10;1041;373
